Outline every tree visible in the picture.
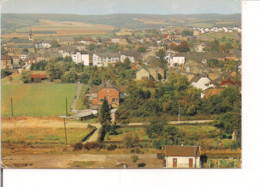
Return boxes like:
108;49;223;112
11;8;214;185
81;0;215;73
99;98;111;126
22;48;29;54
137;46;146;53
176;41;190;52
167;72;190;91
210;39;220;50
1;69;11;78
20;70;32;83
61;68;78;83
50;39;60;48
123;131;139;148
46;62;62;81
181;30;193;36
156;49;167;67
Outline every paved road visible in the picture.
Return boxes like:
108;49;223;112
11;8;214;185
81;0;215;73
70;83;83;113
127;120;214;126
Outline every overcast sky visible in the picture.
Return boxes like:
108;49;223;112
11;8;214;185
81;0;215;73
0;0;241;15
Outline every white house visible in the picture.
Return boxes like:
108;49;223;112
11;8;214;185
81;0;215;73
21;54;27;61
111;38;120;43
71;52;90;66
93;53;120;67
165;55;185;67
191;77;215;92
38;42;51;49
58;50;71;58
165;145;201;168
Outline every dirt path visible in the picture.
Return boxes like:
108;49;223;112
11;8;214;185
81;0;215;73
127;120;214;126
84;123;102;143
70;83;83;113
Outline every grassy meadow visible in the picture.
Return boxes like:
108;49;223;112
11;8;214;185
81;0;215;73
1;83;78;117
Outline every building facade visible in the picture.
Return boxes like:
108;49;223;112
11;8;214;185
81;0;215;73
71;52;90;66
89;80;126;108
165;145;201;168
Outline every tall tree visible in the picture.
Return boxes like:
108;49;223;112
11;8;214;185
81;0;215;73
99;98;111;125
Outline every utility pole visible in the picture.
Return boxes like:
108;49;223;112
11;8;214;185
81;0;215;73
65;97;68;117
178;102;180;122
64;118;68;145
11;98;13;117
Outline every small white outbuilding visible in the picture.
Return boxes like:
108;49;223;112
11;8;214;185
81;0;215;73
165;145;201;168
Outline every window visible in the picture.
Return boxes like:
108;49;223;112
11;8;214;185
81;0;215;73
100;98;104;102
107;89;109;93
112;98;115;103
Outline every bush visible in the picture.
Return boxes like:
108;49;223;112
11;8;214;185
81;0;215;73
33;77;42;83
73;143;83;151
131;155;139;163
137;163;146;168
84;142;103;150
8;76;13;81
107;144;117;151
157;153;165;159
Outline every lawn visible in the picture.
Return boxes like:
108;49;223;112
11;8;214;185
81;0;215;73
105;127;150;142
1;83;78;117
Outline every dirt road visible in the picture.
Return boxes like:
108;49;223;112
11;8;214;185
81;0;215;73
2;153;162;169
84;123;102;143
127;120;214;126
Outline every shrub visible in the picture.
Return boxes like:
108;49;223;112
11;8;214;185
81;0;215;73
8;76;13;81
33;77;42;83
131;155;139;163
107;144;117;151
157;153;165;159
73;143;83;151
84;142;103;150
137;163;146;168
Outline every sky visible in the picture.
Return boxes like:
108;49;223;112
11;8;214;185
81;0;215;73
0;0;241;15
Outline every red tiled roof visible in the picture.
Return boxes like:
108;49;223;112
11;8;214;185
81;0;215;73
221;78;241;87
90;80;126;93
1;55;12;61
31;74;47;79
165;145;201;157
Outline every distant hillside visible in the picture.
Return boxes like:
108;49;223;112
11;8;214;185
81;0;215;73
1;13;241;35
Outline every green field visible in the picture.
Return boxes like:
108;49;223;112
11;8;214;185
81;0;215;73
1;83;78;117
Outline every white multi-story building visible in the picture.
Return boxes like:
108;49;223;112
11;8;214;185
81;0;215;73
93;53;120;67
71;52;90;66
